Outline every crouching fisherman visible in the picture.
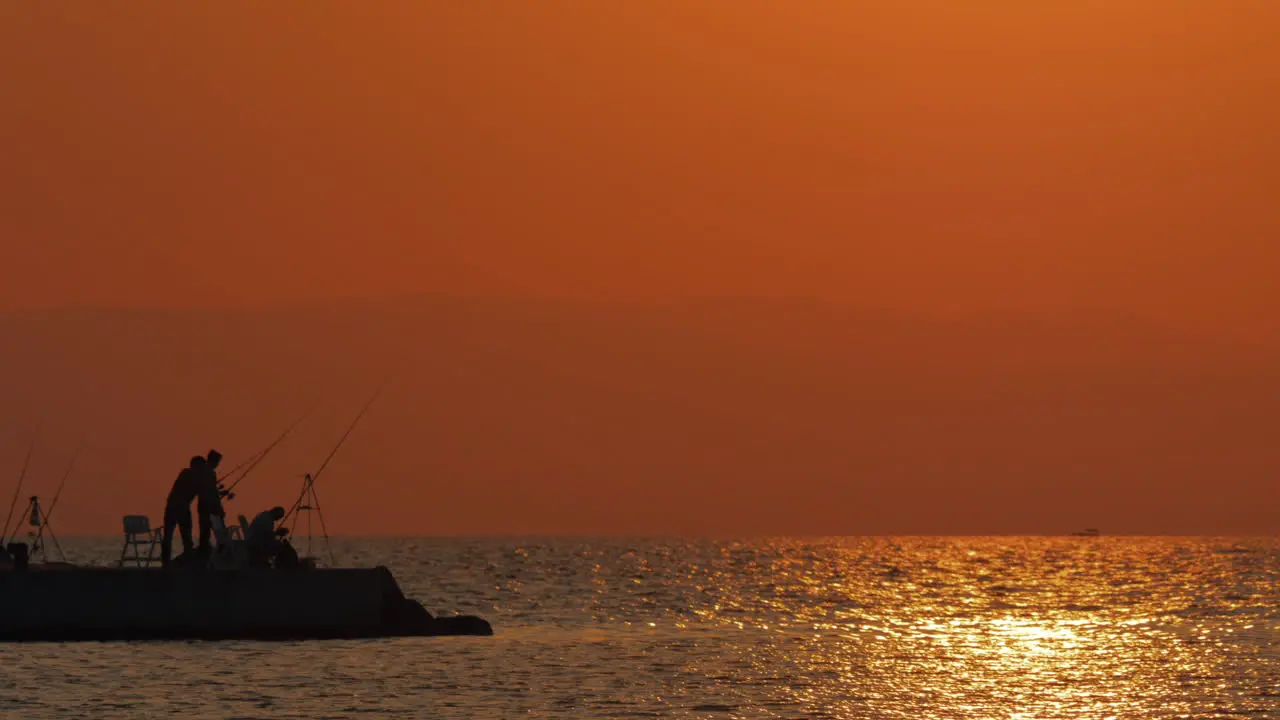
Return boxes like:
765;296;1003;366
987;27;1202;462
161;456;204;568
245;506;301;568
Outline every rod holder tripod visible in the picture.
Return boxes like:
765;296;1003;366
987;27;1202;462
13;495;64;563
289;473;334;566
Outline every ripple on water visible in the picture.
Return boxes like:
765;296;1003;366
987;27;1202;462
2;536;1277;719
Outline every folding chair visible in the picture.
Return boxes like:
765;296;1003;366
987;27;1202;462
119;515;162;567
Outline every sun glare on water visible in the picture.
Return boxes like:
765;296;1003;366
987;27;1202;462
654;537;1274;719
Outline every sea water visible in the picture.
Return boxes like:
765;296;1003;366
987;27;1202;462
1;536;1276;719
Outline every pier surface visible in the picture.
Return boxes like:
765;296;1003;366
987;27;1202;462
0;565;492;641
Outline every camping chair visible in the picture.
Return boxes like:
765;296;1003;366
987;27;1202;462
119;515;162;567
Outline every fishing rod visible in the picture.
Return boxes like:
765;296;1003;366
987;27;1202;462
217;432;287;488
283;381;387;525
1;432;38;543
216;410;310;487
290;471;334;566
31;456;73;561
219;407;314;498
281;380;388;566
217;448;268;489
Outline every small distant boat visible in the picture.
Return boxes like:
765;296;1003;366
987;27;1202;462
1070;528;1101;537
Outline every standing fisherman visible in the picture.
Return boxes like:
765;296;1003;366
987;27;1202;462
162;456;204;568
196;449;227;560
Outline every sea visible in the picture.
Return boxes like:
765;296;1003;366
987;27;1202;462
1;536;1276;719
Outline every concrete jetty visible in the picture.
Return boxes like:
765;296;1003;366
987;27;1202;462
0;563;492;641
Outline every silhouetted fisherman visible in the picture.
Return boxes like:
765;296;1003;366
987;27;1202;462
195;449;226;559
246;506;286;567
161;456;204;568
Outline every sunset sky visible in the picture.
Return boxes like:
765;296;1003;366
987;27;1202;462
1;3;1278;535
3;2;1278;337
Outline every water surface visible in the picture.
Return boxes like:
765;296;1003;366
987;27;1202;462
2;536;1276;718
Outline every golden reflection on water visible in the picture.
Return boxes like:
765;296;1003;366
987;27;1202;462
11;536;1273;719
668;537;1276;719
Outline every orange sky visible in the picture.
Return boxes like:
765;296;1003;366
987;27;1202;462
1;4;1279;537
1;2;1277;339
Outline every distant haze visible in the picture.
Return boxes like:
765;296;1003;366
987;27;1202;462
0;297;1275;536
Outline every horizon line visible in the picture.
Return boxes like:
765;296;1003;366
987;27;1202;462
38;532;1279;540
